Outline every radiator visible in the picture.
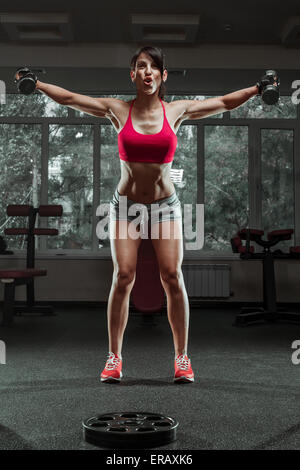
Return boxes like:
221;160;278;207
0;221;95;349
182;264;231;298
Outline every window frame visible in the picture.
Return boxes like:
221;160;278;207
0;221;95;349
0;92;298;261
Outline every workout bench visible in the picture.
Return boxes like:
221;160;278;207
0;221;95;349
0;204;63;326
231;228;300;326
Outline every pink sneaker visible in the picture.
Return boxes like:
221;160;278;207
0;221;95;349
100;352;123;383
174;354;194;383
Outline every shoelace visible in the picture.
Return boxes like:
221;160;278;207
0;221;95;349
176;355;190;370
105;353;121;370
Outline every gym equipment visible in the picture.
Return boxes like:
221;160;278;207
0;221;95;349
231;228;300;326
0;235;6;254
0;235;14;255
0;204;63;326
82;411;178;448
131;237;165;313
257;70;280;105
14;67;37;95
0;269;47;326
0;235;13;255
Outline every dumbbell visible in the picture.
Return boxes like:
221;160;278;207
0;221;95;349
257;70;280;105
14;67;38;95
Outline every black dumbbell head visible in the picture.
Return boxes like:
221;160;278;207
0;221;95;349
14;67;37;95
257;70;280;105
18;75;37;95
262;86;280;105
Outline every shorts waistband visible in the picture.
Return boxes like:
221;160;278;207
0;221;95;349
114;189;178;206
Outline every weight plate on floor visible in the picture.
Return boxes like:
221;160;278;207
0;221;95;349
82;411;178;448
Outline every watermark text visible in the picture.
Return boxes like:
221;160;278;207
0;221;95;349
0;80;6;105
96;197;204;250
0;340;6;364
291;340;300;365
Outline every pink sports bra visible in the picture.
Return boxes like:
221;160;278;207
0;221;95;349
118;98;177;164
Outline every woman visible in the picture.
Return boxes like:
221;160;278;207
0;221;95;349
34;45;261;383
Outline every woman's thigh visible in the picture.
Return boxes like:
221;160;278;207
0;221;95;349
110;220;142;273
150;220;184;274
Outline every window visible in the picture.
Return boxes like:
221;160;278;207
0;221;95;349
0;123;42;249
204;126;249;252
48;125;94;250
261;129;294;250
0;90;297;257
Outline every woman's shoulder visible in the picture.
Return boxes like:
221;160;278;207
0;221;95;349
107;97;132;116
109;98;138;132
162;99;188;122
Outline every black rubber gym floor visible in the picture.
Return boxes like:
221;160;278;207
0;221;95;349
0;306;300;450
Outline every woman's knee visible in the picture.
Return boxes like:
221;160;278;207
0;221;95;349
114;267;136;288
160;267;183;289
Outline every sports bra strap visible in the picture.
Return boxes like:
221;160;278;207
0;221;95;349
129;99;135;116
160;98;166;117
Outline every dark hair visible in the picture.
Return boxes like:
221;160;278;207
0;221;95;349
130;45;167;99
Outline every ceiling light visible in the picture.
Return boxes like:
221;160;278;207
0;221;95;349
0;12;73;41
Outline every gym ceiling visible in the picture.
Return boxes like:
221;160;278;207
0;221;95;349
0;0;300;47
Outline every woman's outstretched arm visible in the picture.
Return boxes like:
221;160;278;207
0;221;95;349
36;80;116;118
181;85;259;120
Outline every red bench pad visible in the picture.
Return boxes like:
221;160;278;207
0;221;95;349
0;269;47;279
131;238;165;312
268;229;294;241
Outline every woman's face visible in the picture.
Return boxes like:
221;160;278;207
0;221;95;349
130;52;167;96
